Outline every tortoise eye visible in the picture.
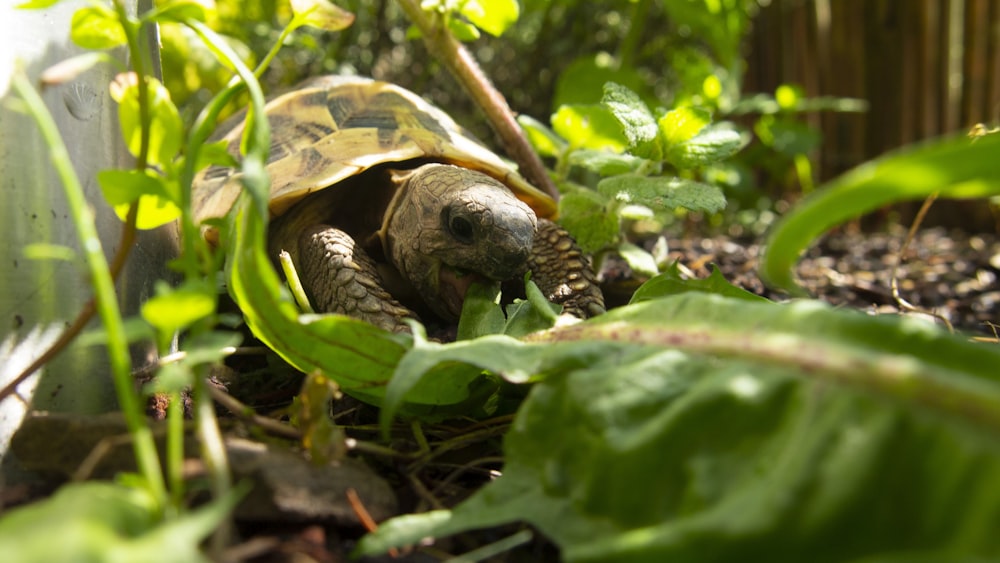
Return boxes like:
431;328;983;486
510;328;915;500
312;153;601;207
445;211;475;244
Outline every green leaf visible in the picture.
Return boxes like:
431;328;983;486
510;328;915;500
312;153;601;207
358;293;1000;560
179;330;243;367
568;149;645;176
761;132;1000;293
110;74;184;169
631;263;768;304
193;139;239;170
553;54;647;109
0;483;156;561
517;114;567;158
615;242;659;278
456;282;506;340
0;481;241;563
16;0;62;8
597;175;726;214
552;104;628;152
666;125;743;169
456;279;559;342
502;279;560;337
141;280;217;339
146;0;209;24
657;106;711;146
122;193;182;230
289;0;356;32
129;486;244;561
557;189;620;254
459;0;519;37
23;243;77;262
754;115;821;156
602;82;661;160
97;169;181;229
446;17;480;40
97;169;170;206
70;4;127;50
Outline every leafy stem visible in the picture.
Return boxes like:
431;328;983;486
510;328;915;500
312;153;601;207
395;0;559;201
618;0;650;69
176;16;272;519
11;70;167;509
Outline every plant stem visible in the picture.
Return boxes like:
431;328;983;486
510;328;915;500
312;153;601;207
12;71;167;507
178;21;273;550
167;392;185;511
395;0;559;201
618;0;650;69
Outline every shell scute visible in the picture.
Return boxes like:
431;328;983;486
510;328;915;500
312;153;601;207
192;75;556;227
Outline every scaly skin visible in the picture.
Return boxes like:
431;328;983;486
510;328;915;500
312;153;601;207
527;218;606;319
381;163;536;321
298;225;417;333
279;163;605;332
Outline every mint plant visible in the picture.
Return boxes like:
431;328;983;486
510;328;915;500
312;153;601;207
521;81;739;276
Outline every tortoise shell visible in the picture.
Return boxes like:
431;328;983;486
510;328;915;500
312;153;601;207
192;75;556;230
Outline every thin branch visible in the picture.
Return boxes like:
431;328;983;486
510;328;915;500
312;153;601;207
395;0;559;201
888;192;954;332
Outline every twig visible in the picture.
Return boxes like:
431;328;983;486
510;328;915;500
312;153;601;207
888;192;954;333
406;423;510;474
72;431;136;482
207;384;302;440
347;488;400;558
395;0;559;201
408;472;447;511
430;455;504;497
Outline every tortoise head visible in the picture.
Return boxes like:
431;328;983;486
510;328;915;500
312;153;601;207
382;163;537;321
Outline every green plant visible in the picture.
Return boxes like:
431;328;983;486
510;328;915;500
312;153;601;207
2;0;348;557
523;82;738;275
761;130;1000;293
214;6;1000;559
8;1;1000;561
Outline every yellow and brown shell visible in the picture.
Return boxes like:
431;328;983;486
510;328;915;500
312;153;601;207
192;75;555;231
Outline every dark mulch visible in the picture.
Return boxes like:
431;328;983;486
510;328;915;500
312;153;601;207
663;225;1000;336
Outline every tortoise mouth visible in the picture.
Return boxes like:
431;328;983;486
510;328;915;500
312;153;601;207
437;266;483;320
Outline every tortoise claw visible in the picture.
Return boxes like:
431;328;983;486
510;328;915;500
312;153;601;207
527;218;606;320
297;224;418;334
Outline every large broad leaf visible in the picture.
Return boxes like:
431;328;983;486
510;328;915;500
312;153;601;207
598;175;726;214
0;482;241;563
553;54;648;110
603;82;661;160
558;189;621;254
458;0;519;37
551;104;628;152
225;193;499;417
630;263;767;304
760;132;1000;294
289;0;355;31
358;292;1000;560
70;4;127;50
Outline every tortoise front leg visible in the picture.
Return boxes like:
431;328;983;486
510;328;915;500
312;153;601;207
297;225;418;333
527;219;606;319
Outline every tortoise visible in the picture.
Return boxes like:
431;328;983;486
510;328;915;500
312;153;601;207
193;75;604;333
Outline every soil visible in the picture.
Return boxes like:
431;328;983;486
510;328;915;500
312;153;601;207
661;225;1000;337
